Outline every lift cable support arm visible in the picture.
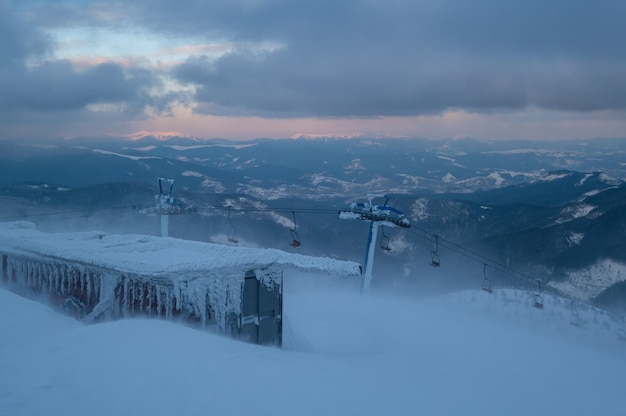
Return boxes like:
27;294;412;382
338;194;410;293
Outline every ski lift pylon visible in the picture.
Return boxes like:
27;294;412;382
430;235;441;267
289;211;301;247
482;264;493;293
339;194;410;228
533;280;544;309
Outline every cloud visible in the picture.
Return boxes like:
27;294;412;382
0;2;180;137
0;0;50;68
2;0;626;139
0;60;155;111
152;0;626;117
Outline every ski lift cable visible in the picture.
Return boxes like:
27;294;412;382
174;200;626;330
0;201;615;293
0;204;599;296
406;226;557;294
199;205;340;214
404;226;539;286
0;205;148;223
402;224;626;327
405;225;543;284
0;204;340;223
4;199;625;329
0;203;616;300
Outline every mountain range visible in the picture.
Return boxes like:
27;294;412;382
1;136;625;311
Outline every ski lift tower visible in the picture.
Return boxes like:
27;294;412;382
140;178;196;237
339;194;410;293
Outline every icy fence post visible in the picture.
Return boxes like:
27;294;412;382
0;249;294;346
2;254;103;319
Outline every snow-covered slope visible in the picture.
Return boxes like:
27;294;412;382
1;280;624;416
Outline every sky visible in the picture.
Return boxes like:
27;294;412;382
1;0;626;141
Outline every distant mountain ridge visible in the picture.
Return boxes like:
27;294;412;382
1;136;626;311
2;137;625;198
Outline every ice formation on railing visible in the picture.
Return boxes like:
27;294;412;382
3;256;289;345
0;221;360;345
2;254;250;327
5;256;102;319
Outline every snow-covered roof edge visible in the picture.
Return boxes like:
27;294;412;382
0;222;361;279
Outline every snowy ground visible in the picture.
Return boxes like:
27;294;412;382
1;279;625;416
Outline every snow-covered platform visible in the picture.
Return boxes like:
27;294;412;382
0;221;361;345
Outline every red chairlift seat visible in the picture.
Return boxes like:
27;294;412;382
289;211;301;248
290;233;301;248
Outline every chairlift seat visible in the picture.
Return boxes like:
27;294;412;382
482;276;493;293
431;251;441;267
289;212;301;248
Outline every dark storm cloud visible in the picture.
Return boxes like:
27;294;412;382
175;44;530;117
143;0;626;117
0;1;167;132
3;0;626;127
0;60;156;112
0;0;50;68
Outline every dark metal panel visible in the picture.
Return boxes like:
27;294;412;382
238;270;283;346
258;282;280;317
241;275;259;317
258;316;277;345
240;321;258;344
1;254;7;283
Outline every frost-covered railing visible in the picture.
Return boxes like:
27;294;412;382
0;253;227;326
0;221;361;345
0;249;278;343
2;255;102;319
